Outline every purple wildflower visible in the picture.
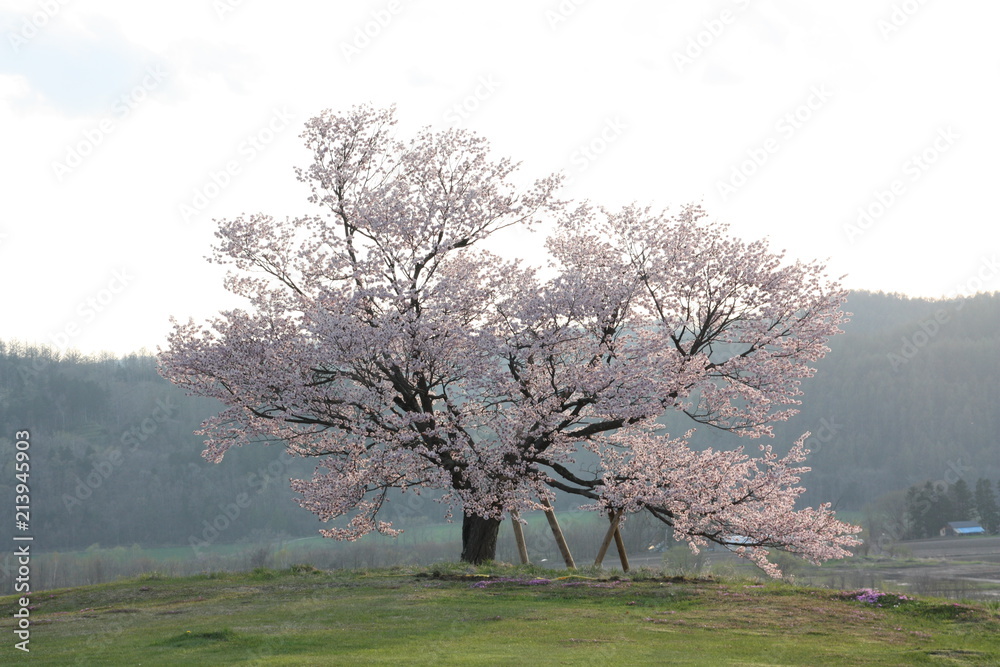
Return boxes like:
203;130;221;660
855;588;883;605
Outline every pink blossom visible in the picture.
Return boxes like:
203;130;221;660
159;104;859;572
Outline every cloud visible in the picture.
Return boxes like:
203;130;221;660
0;12;163;116
160;37;260;98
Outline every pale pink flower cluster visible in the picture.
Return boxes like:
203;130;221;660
159;104;859;573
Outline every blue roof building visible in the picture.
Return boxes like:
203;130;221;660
941;521;986;537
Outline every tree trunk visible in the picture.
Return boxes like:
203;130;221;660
461;512;501;564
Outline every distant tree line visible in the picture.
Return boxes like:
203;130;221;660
764;290;1000;511
0;342;321;552
0;289;997;551
903;478;1000;539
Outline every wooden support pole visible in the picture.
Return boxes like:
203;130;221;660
541;498;576;569
613;522;630;572
511;511;529;565
594;511;622;568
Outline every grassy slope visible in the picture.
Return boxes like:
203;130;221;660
2;565;999;666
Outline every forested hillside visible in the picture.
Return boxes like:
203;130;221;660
0;346;321;551
773;290;999;510
0;290;997;552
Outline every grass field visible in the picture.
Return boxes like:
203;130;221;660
0;511;610;592
3;564;999;665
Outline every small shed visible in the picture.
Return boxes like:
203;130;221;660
940;521;986;537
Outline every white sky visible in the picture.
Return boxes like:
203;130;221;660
1;0;997;357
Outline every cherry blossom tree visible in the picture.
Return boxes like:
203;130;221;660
160;104;859;569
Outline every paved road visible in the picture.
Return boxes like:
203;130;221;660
902;535;1000;561
536;536;1000;600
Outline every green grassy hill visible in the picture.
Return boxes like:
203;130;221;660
3;564;999;665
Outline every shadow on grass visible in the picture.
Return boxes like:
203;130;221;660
155;628;238;647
